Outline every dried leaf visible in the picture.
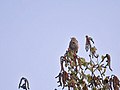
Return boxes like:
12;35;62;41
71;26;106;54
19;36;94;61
92;87;97;90
101;55;104;62
98;65;102;71
102;68;106;75
106;54;112;71
62;71;69;89
80;58;87;66
91;46;97;54
113;75;120;90
85;35;94;52
87;74;92;83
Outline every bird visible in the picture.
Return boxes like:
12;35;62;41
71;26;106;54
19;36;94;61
69;37;79;53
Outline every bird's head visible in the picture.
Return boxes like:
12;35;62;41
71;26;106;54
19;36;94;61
71;37;77;41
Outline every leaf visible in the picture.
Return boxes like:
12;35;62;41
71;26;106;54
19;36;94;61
79;79;83;84
102;68;106;75
104;54;112;71
82;81;88;90
80;58;87;66
88;67;93;72
92;87;97;90
65;63;68;67
78;58;81;67
91;46;97;54
74;87;79;90
102;73;105;76
103;77;109;85
81;81;85;87
80;57;85;62
62;71;69;86
67;50;74;59
101;55;104;61
87;74;92;83
70;61;75;68
68;67;71;72
68;78;76;88
98;66;102;71
113;75;120;90
71;70;76;75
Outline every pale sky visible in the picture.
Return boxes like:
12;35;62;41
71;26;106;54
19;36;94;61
0;0;120;90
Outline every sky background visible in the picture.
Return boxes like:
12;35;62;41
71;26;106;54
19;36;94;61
0;0;120;90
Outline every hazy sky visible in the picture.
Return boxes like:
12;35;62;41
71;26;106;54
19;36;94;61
0;0;120;90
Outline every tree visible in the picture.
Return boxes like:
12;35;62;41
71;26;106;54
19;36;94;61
55;35;120;90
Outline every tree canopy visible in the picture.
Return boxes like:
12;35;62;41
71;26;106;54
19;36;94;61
55;35;120;90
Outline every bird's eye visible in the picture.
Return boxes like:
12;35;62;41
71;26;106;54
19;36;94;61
72;42;75;44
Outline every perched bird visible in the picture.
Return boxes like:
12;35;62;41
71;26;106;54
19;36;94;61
69;37;79;53
18;77;30;90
